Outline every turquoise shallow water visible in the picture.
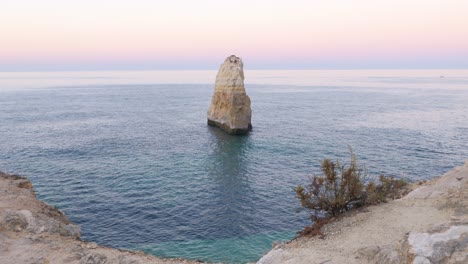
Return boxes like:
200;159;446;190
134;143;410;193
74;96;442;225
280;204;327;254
1;70;468;263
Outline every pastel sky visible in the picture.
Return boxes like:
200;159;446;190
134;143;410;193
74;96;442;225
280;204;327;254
1;0;468;71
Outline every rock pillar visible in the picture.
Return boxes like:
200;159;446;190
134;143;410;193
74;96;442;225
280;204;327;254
207;55;252;135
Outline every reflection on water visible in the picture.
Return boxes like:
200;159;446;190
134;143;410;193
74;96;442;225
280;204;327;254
207;127;255;236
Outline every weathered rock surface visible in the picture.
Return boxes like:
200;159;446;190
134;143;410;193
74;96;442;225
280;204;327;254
207;55;252;135
0;172;198;264
257;161;468;264
407;225;468;263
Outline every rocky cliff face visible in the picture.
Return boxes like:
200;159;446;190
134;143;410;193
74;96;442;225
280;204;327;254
207;55;252;135
0;172;197;264
257;161;468;264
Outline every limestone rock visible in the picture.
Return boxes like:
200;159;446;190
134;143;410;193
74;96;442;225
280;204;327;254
256;161;468;264
0;171;200;264
207;55;252;135
80;252;108;264
357;245;404;264
407;225;468;263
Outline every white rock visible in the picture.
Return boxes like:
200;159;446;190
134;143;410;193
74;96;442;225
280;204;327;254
207;55;252;134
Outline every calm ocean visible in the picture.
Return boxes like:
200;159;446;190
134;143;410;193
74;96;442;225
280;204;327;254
1;70;467;263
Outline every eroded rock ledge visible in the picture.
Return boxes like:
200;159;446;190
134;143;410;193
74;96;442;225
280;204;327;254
207;55;252;135
257;161;468;264
0;172;197;264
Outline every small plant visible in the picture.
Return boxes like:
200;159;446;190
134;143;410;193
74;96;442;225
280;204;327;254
295;148;407;237
364;175;408;204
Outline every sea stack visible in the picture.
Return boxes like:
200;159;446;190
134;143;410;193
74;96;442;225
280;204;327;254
207;55;252;135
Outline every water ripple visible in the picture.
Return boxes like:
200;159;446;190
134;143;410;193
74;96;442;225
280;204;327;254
1;80;467;263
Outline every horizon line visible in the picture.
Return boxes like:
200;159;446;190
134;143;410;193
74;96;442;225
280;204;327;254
2;67;468;73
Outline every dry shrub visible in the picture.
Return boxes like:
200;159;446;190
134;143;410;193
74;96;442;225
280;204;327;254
365;175;408;203
296;148;407;237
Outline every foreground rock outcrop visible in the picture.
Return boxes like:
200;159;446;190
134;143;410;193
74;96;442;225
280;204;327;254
0;172;197;264
257;161;468;264
1;162;466;264
207;55;252;135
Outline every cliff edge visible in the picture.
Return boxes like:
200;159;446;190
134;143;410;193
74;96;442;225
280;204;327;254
257;161;468;264
0;172;197;264
1;162;466;264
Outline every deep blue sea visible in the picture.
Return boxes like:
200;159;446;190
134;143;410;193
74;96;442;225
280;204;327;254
1;70;468;263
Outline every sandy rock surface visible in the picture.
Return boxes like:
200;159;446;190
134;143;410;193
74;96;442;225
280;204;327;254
257;161;468;264
0;172;199;264
207;55;252;135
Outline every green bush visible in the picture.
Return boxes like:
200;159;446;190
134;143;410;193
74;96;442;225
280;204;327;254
295;148;407;236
